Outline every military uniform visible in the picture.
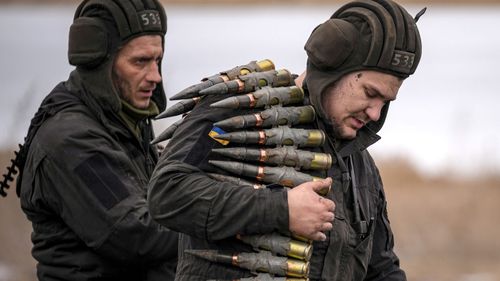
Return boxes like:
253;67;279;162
148;90;403;280
148;0;422;279
17;0;178;280
20;72;177;281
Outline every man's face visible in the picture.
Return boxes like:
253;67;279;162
322;70;403;140
113;35;163;110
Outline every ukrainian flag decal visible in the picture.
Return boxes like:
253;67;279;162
209;126;229;145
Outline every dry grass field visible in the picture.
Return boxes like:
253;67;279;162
0;150;499;281
380;159;500;281
0;150;36;281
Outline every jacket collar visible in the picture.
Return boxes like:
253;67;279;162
317;117;381;158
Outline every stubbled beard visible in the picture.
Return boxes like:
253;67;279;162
329;118;343;139
112;71;129;103
112;72;149;110
323;115;342;139
327;116;357;140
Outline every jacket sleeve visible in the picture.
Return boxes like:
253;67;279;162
31;114;178;265
147;95;290;241
364;169;406;281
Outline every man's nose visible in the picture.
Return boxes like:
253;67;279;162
365;101;385;122
147;62;162;83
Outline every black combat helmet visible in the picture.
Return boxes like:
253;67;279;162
304;0;423;134
67;0;168;113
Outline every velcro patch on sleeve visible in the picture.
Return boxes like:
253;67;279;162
75;153;130;210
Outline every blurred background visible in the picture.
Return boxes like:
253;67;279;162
1;0;499;280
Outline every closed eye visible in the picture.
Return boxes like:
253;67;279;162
365;87;396;103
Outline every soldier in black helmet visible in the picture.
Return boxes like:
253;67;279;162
148;0;423;280
15;0;178;280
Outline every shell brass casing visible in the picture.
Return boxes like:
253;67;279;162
200;69;294;96
238;233;313;261
210;86;304;109
214;127;325;148
211;146;332;171
214;106;315;130
237;251;309;278
208;160;323;188
226;273;309;281
171;59;275;100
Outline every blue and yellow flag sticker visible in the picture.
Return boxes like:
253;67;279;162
209;126;229;145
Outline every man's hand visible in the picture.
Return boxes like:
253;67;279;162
288;178;335;241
